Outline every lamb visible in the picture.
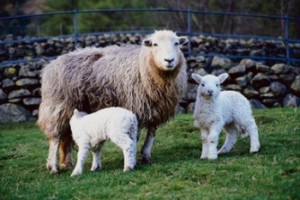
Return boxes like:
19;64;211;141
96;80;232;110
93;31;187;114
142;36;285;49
69;107;138;177
37;30;188;174
191;73;260;160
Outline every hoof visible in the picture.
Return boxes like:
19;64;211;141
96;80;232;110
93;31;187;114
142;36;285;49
90;166;101;172
60;163;73;170
208;155;218;160
47;164;59;174
200;155;208;159
123;166;134;172
141;156;152;164
250;147;260;153
70;171;81;177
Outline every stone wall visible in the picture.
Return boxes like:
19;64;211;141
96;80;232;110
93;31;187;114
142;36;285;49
0;34;300;122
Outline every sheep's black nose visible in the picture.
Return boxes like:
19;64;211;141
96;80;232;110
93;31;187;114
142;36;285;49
208;90;213;96
164;58;174;64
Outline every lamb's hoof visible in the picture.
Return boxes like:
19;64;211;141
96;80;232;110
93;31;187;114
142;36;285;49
60;162;73;170
123;166;134;172
141;156;152;164
47;164;59;174
208;155;218;160
70;171;81;177
200;155;208;159
250;146;260;153
218;149;227;154
90;166;101;172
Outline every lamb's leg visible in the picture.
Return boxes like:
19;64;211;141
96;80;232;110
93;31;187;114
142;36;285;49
59;132;74;170
123;141;137;171
207;125;223;160
141;128;155;164
218;124;238;154
46;137;60;174
247;120;260;153
200;129;209;159
111;129;137;171
71;142;90;177
91;143;104;172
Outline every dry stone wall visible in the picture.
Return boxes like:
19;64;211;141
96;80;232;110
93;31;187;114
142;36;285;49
0;34;299;122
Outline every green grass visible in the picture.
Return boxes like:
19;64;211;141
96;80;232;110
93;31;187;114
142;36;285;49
0;108;299;200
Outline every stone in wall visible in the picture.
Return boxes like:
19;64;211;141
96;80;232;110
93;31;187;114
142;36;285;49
8;89;31;99
270;82;287;97
283;93;300;107
2;78;15;89
211;56;232;69
0;89;7;104
16;78;39;87
290;75;300;95
251;73;271;88
0;103;32;122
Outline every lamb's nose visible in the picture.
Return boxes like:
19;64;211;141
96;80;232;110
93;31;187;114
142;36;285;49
208;90;213;96
164;58;174;64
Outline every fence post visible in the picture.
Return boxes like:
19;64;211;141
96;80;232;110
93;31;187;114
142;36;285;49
187;9;192;56
73;9;78;47
284;15;290;66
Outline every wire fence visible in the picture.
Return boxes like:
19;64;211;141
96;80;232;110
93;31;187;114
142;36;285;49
0;8;300;67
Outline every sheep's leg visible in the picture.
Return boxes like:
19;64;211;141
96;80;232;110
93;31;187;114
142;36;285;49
141;128;155;164
91;143;104;172
46;137;60;174
71;142;90;177
247;121;260;153
218;124;238;154
200;129;209;159
59;132;74;170
207;125;223;160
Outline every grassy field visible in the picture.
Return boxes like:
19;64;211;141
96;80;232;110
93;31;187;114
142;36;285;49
0;107;299;200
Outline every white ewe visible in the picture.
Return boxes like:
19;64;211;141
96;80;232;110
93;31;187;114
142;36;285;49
38;30;188;174
69;107;138;176
191;73;260;160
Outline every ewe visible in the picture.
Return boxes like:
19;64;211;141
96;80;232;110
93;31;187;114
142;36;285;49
69;107;138;177
38;30;188;174
192;73;260;160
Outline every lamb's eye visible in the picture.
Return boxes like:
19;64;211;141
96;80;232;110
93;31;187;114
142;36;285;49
153;43;158;47
216;84;219;87
201;83;205;87
175;42;179;46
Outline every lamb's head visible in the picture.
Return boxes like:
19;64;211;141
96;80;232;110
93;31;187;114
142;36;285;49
142;30;188;71
192;73;229;100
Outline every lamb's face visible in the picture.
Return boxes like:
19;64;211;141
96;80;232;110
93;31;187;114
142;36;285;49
143;30;188;71
192;73;229;100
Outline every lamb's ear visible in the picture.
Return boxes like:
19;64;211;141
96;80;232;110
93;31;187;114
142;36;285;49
142;39;152;47
178;36;188;45
218;73;229;84
191;73;202;84
74;109;79;115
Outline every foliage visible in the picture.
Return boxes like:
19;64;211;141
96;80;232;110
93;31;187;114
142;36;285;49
0;108;299;199
41;0;153;35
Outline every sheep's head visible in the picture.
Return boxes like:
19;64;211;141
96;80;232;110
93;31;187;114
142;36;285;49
142;30;188;71
192;73;229;100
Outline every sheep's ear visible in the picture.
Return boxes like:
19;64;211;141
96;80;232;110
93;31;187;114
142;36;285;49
191;73;202;84
178;36;188;45
218;73;229;84
142;39;152;47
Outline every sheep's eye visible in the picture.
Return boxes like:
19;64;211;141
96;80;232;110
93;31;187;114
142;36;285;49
153;43;158;47
175;42;179;46
201;83;205;87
